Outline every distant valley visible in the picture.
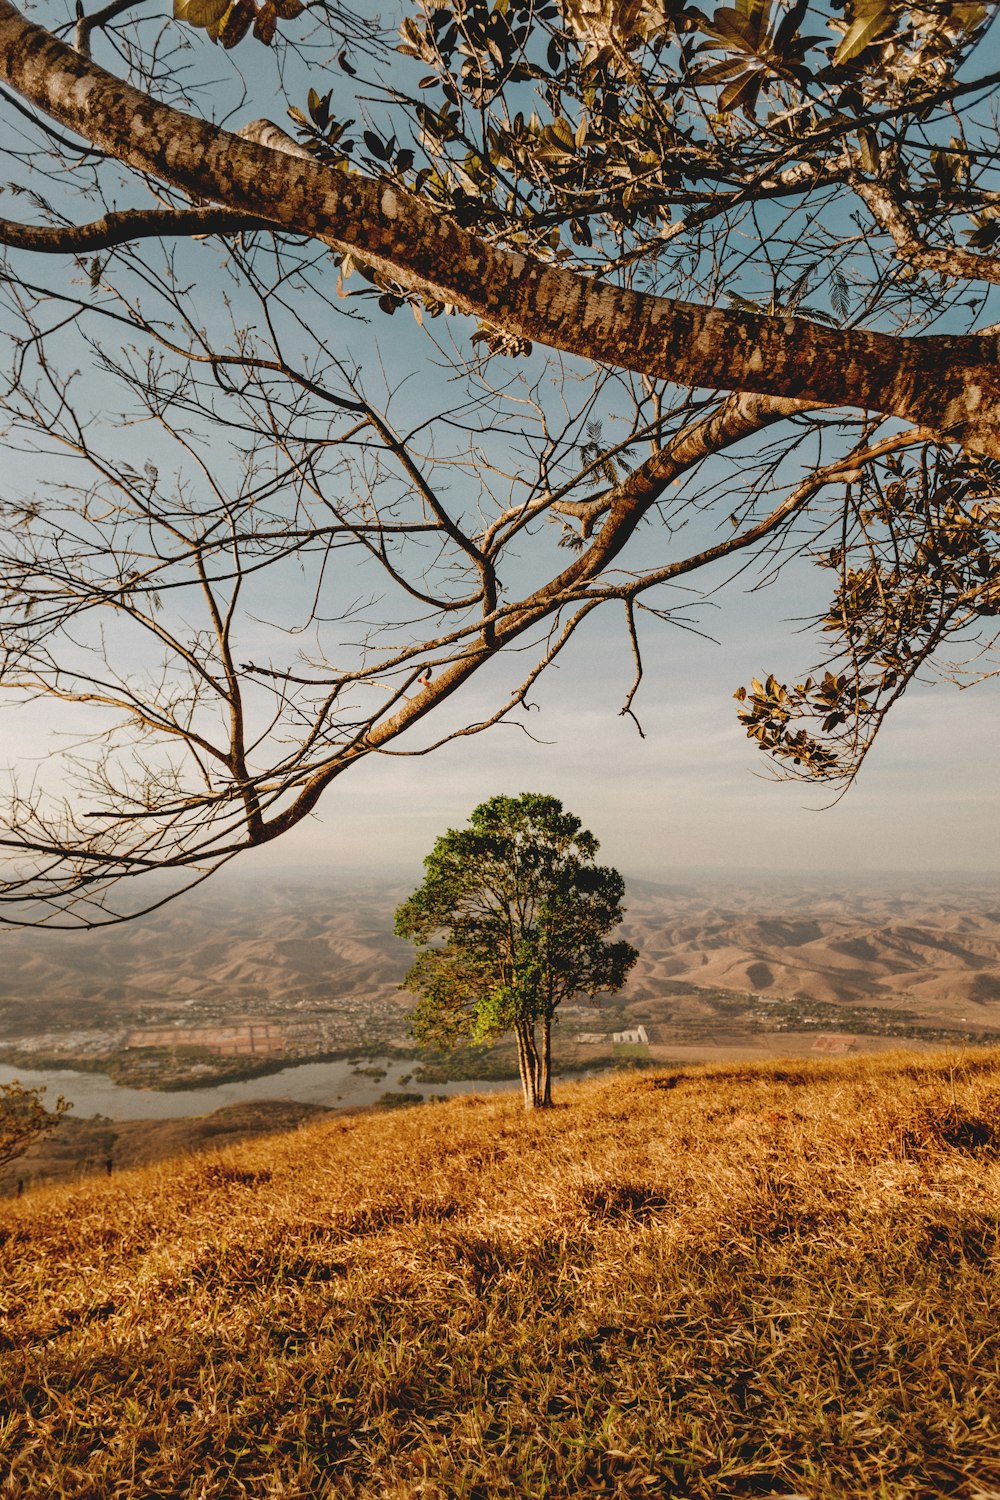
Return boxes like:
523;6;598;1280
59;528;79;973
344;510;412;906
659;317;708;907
2;870;1000;1093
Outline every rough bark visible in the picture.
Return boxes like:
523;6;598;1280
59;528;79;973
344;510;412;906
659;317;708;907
1;0;999;453
855;178;1000;287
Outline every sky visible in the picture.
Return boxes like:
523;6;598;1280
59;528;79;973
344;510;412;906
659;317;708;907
245;575;1000;885
11;487;1000;891
2;0;1000;913
3;272;999;896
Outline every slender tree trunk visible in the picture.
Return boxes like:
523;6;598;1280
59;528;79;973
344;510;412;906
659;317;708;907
522;1024;540;1110
514;1023;537;1110
516;1021;541;1110
536;1017;552;1108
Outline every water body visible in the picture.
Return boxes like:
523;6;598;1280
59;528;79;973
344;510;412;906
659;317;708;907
0;1057;521;1121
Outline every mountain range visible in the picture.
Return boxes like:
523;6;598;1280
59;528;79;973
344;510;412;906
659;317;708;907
1;871;999;1034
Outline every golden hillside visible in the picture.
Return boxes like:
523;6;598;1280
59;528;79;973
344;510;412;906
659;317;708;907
3;1051;1000;1498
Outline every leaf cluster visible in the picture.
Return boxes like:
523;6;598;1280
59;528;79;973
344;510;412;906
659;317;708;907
0;1081;69;1170
736;448;1000;782
341;0;996;288
173;0;304;49
395;793;637;1047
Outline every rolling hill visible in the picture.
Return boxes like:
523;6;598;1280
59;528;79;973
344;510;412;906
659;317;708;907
620;877;1000;1020
2;875;1000;1041
3;1049;1000;1498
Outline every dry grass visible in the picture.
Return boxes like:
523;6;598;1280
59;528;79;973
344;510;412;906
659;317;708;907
3;1048;1000;1498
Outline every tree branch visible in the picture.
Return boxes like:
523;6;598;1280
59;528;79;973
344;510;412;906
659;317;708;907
0;204;277;254
72;0;146;57
855;178;1000;287
1;0;998;452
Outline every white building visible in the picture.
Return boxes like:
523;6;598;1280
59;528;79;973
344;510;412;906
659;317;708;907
611;1026;649;1046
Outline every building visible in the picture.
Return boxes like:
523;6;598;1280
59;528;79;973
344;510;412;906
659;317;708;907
612;1026;649;1046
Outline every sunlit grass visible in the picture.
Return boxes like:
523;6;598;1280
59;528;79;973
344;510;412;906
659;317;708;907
3;1049;1000;1497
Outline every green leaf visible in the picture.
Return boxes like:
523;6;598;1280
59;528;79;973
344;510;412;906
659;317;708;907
736;0;770;26
718;69;761;115
363;130;388;160
700;8;758;51
832;3;896;66
858;129;879;175
772;0;808;54
698;57;750;83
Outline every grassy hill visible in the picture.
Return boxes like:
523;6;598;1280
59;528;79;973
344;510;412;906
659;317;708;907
3;1050;1000;1498
0;1099;333;1196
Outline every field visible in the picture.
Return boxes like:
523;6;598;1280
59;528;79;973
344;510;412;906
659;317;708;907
3;1048;1000;1498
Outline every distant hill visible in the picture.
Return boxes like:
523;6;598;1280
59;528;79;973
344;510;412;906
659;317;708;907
0;875;414;1033
2;872;999;1038
4;1049;1000;1498
620;876;1000;1021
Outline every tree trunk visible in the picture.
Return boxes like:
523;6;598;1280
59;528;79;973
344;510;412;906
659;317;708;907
514;1023;538;1110
536;1017;552;1108
2;0;1000;455
516;1021;547;1110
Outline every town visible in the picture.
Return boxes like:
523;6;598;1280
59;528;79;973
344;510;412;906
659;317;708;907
2;980;996;1093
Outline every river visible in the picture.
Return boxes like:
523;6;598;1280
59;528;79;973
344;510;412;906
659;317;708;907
0;1057;522;1120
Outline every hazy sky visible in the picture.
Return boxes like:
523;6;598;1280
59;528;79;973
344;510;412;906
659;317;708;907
249;573;1000;885
7;425;997;891
3;5;999;909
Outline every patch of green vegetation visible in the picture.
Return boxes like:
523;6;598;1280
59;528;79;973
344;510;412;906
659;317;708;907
0;1050;119;1077
33;1047;384;1093
375;1091;425;1110
412;1043;521;1083
107;1047;293;1091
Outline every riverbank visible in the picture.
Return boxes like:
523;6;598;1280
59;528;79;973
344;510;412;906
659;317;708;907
0;1052;534;1195
0;1054;525;1123
0;1044;385;1092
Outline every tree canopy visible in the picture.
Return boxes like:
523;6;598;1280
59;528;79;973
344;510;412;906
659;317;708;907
0;1082;69;1172
395;792;638;1108
0;0;998;922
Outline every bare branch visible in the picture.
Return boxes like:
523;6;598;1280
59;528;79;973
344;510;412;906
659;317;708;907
0;205;276;254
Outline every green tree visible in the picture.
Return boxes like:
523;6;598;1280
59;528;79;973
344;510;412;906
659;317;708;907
395;793;638;1109
0;1082;69;1172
